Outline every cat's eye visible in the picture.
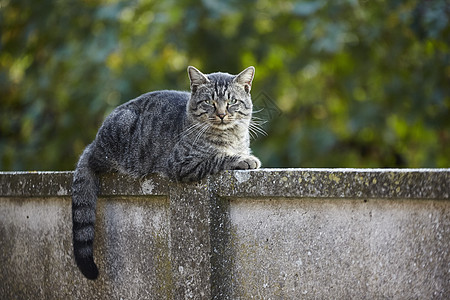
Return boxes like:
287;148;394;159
229;98;239;105
204;99;213;105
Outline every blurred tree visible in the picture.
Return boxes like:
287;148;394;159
0;0;448;170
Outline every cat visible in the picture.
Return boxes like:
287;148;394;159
72;66;262;280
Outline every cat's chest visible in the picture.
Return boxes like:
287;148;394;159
214;139;249;156
182;125;250;155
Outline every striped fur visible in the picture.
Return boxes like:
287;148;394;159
72;66;261;279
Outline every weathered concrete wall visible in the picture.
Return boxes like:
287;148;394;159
0;169;449;299
228;198;448;298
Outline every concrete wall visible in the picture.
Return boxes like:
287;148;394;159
0;169;448;299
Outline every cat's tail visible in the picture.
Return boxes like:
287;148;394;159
72;143;100;280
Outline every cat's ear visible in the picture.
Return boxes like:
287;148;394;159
188;66;210;93
234;66;255;94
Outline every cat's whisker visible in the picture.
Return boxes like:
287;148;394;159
248;128;257;140
251;116;267;122
248;127;258;140
233;118;264;140
193;123;210;144
249;121;268;137
251;125;268;136
178;122;204;140
198;125;211;143
179;123;199;138
251;119;268;126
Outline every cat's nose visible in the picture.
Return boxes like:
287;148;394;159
217;113;226;120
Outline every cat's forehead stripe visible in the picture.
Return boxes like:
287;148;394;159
213;80;229;99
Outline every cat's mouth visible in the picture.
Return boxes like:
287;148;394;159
211;118;235;129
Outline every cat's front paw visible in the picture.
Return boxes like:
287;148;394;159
234;155;261;170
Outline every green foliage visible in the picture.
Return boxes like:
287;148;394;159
1;0;449;170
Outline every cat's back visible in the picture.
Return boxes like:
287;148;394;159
96;90;191;176
121;90;190;114
101;89;190;139
109;89;190;135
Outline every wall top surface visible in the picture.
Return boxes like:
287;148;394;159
0;169;448;199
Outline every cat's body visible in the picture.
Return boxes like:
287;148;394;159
72;66;261;280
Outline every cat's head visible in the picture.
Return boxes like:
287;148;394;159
187;66;255;130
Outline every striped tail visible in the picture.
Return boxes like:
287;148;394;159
72;144;100;280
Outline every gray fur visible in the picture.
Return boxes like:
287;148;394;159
72;66;261;280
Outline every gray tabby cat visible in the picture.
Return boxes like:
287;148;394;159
72;66;261;280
